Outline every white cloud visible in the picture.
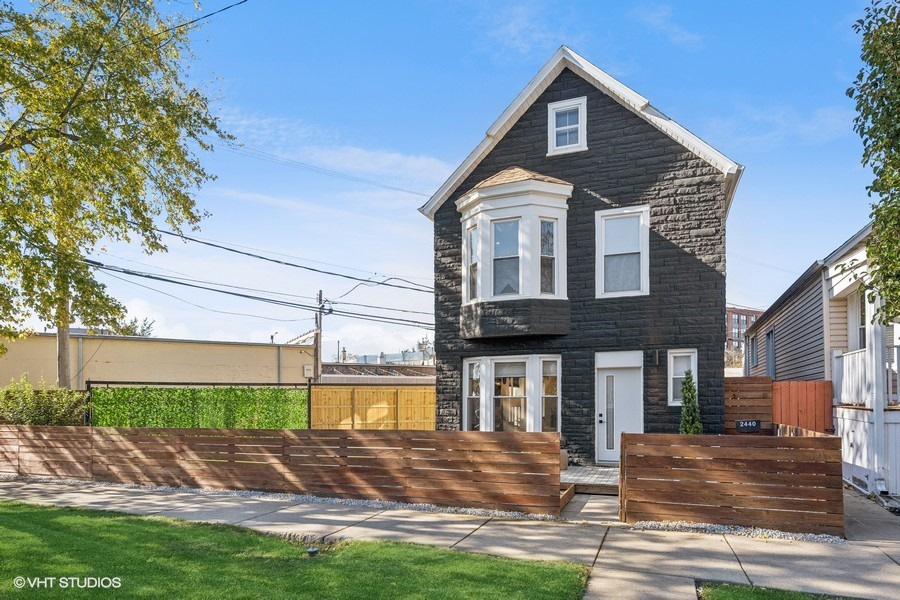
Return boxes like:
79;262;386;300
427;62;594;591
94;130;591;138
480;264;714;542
703;104;856;153
629;4;702;50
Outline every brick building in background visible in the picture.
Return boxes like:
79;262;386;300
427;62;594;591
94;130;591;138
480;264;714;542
725;306;763;367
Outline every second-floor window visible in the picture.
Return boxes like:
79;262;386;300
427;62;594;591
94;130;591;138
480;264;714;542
595;205;650;298
466;226;478;302
493;220;520;295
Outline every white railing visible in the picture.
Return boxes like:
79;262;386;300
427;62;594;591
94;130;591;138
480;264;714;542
839;348;870;407
889;345;898;407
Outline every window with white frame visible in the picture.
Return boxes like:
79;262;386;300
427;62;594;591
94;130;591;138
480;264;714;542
749;336;758;367
466;226;478;302
540;219;556;294
547;97;587;156
595;206;650;298
668;349;697;406
492;220;520;296
457;176;571;304
462;355;561;432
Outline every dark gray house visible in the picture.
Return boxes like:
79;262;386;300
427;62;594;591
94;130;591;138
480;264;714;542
419;47;743;463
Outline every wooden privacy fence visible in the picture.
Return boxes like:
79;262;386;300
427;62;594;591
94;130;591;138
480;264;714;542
725;377;773;434
0;425;560;515
310;385;435;430
773;381;834;434
619;431;844;536
725;377;835;435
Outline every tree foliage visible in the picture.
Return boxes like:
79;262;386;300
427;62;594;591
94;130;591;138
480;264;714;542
847;0;900;323
678;369;702;435
113;316;155;337
0;1;229;353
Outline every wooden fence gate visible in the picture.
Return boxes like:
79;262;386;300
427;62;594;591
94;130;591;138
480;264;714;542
724;377;834;435
310;385;435;430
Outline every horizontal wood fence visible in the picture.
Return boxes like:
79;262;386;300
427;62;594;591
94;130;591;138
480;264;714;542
310;385;435;430
725;377;773;434
0;425;559;515
619;432;844;536
773;381;834;434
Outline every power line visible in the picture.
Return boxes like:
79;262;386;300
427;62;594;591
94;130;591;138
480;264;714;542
0;0;250;97
327;299;433;316
226;145;430;198
102;271;316;323
89;259;434;330
150;226;435;293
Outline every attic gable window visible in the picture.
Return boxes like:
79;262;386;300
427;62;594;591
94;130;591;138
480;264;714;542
547;97;587;156
457;168;572;304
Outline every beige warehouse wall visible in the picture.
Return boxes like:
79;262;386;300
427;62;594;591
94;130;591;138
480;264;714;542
0;334;315;389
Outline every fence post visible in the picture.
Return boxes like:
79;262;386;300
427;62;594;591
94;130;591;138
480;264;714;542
84;380;92;427
619;432;626;523
306;380;312;430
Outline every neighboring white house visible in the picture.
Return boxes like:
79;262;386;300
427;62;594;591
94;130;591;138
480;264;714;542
744;222;900;496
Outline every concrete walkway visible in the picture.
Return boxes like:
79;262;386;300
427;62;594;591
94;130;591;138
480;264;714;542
1;480;898;599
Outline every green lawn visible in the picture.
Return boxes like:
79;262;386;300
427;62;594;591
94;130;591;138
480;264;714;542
0;501;588;599
699;582;854;600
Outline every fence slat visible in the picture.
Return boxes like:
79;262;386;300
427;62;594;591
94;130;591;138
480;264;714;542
4;425;559;516
620;430;844;536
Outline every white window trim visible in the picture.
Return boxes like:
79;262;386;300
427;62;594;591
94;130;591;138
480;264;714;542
547;97;587;156
595;205;650;299
462;355;561;433
457;179;571;305
667;348;698;406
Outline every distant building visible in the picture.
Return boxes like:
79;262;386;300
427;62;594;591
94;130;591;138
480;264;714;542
726;306;763;367
339;338;435;366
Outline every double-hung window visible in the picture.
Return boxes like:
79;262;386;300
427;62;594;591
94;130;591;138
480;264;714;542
492;220;520;296
596;206;650;298
466;226;479;302
668;349;697;406
463;355;561;432
547;97;587;156
540;220;556;294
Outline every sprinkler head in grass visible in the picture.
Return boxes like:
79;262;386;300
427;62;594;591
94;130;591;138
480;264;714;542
307;548;319;558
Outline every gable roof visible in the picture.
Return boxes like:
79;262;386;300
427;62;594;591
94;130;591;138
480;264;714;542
419;46;744;220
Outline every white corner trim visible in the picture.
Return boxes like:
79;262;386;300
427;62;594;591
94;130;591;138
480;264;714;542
595;350;644;369
419;45;743;221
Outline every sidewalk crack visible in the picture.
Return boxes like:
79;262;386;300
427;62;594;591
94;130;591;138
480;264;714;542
723;535;752;585
878;546;900;567
591;526;609;568
450;516;493;548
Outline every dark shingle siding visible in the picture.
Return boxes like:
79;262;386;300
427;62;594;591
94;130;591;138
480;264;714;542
432;68;728;460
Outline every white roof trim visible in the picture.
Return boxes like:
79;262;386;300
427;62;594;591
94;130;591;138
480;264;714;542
420;46;743;220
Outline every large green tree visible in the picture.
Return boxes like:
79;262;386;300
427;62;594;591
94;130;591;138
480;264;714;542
0;1;230;386
848;0;900;323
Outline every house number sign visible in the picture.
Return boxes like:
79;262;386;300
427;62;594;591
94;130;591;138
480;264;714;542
734;419;761;433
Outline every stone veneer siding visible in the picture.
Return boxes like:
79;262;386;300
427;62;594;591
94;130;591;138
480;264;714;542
432;68;727;462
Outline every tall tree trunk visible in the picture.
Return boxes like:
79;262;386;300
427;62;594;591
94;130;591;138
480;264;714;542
55;281;72;389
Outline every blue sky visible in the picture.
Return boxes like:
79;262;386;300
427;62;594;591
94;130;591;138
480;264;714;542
83;0;874;357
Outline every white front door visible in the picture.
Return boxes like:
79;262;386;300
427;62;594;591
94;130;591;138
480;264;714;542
596;367;643;463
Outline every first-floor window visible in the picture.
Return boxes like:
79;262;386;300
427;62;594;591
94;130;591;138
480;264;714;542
667;349;697;406
463;355;561;432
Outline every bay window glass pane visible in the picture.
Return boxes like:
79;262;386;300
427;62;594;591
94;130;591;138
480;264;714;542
494;257;519;295
493;221;518;258
541;360;558;432
604;253;640;292
604;216;640;254
494;361;526;433
469;263;478;300
541;257;555;294
541;221;555;257
466;362;480;431
467;227;478;301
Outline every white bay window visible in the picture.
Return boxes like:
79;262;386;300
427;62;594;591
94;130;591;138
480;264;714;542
463;355;561;432
458;174;572;303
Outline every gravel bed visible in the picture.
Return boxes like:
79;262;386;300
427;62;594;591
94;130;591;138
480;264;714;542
0;474;557;521
632;520;847;544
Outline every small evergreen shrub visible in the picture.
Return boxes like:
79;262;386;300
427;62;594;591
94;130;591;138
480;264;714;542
678;369;703;435
0;375;86;425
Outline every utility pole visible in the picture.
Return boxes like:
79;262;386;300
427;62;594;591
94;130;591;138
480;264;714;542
313;289;323;382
